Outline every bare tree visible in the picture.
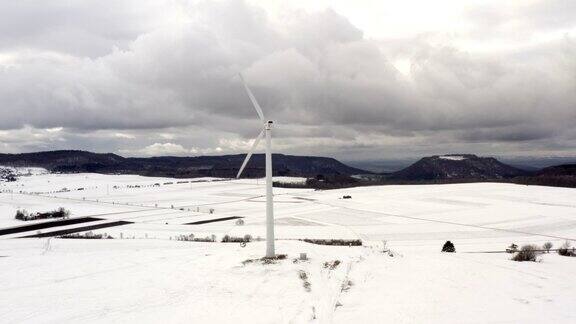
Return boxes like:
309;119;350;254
543;242;553;253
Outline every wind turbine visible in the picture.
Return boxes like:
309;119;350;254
236;73;275;258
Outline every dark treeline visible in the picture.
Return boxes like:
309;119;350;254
511;176;576;188
0;150;367;179
274;174;576;190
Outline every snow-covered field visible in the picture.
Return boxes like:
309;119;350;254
1;172;576;323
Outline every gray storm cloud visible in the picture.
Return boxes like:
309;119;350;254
0;0;575;159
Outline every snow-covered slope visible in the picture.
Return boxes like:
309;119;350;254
1;173;575;323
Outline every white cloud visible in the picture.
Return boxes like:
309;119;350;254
0;0;575;160
114;132;135;139
120;142;229;157
126;143;191;156
45;127;63;133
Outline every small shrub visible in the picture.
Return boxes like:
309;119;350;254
506;243;518;253
512;245;538;262
442;241;455;253
15;209;28;220
323;260;341;270
341;279;353;292
298;270;311;292
55;207;71;218
543;242;553;253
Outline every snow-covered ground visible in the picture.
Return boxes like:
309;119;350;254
438;155;467;161
1;172;575;323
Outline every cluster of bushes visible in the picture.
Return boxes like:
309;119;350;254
15;207;70;221
173;234;258;243
509;241;575;262
0;168;17;182
59;231;112;239
175;234;217;242
222;234;252;243
301;239;362;246
439;240;575;262
305;175;361;190
272;181;308;189
558;241;576;257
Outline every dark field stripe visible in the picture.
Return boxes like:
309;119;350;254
20;221;133;238
0;217;103;236
185;216;243;225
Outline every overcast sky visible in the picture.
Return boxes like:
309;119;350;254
0;0;575;161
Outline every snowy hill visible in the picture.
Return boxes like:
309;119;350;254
390;154;529;181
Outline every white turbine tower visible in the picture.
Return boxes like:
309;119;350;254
236;73;275;258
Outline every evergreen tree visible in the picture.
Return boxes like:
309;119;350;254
442;240;455;252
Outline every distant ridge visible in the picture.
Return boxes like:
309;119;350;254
0;150;368;178
389;154;530;181
511;163;576;188
537;164;576;177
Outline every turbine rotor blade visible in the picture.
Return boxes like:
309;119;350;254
238;73;265;122
236;129;265;178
